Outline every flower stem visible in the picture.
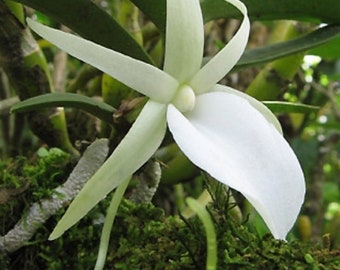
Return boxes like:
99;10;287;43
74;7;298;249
94;178;130;270
186;197;217;270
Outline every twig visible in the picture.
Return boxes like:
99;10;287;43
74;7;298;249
0;138;109;253
311;80;340;121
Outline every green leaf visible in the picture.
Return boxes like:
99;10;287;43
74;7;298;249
263;101;319;114
131;0;340;35
309;35;340;60
11;93;116;124
13;0;152;63
236;24;340;68
14;0;340;67
131;1;340;68
186;197;217;270
201;0;340;23
131;0;166;35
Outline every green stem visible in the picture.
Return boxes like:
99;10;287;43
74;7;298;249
94;178;130;270
174;184;186;211
246;21;309;100
0;1;78;155
67;64;102;93
117;0;143;45
186;197;217;270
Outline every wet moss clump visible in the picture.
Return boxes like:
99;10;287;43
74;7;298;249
105;199;202;270
0;148;105;269
0;147;71;232
104;199;340;270
1;153;340;269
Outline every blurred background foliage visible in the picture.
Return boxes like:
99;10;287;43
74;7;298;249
1;0;340;268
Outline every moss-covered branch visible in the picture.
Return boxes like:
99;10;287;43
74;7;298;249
0;139;108;253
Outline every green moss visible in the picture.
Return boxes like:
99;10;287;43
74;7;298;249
1;154;340;269
106;200;200;270
105;197;340;269
0;147;71;232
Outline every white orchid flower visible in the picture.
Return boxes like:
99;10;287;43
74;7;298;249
28;0;305;240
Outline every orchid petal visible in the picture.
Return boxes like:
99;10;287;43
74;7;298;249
167;92;305;239
163;0;204;83
190;0;250;94
27;19;178;103
213;84;283;134
49;101;167;239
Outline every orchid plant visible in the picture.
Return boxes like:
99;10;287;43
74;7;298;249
28;0;305;241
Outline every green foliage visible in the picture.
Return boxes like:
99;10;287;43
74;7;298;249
237;24;340;69
0;150;101;269
107;200;197;270
2;209;107;270
11;93;116;124
201;0;340;23
2;0;340;268
1;155;340;269
0;147;69;191
264;101;319;114
132;0;340;32
11;0;340;71
14;0;152;63
0;148;70;230
104;199;340;269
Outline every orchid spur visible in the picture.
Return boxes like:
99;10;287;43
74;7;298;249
28;0;305;240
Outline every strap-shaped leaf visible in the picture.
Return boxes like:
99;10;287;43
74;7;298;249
237;24;340;68
131;0;340;68
14;0;340;68
132;0;340;34
14;0;152;63
11;93;116;124
309;35;340;60
132;0;166;36
263;101;319;114
201;0;340;24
